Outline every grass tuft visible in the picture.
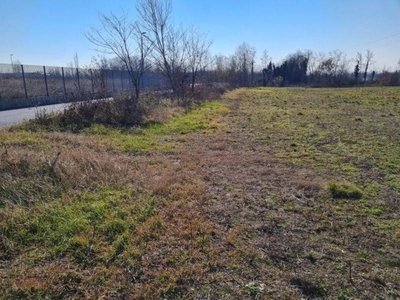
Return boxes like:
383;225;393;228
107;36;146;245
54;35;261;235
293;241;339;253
328;182;363;199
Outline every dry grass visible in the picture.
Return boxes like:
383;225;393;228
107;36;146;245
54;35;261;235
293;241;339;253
0;87;399;299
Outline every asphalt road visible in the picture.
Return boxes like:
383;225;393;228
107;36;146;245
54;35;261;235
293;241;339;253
0;103;71;129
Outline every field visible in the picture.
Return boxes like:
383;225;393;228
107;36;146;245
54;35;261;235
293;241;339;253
0;87;399;299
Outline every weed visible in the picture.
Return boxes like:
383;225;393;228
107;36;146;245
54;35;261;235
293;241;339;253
387;289;397;297
367;206;384;216
357;250;369;262
378;248;388;255
290;277;327;298
245;282;265;296
328;182;363;199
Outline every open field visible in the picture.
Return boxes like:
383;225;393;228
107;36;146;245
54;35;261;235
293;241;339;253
0;87;399;299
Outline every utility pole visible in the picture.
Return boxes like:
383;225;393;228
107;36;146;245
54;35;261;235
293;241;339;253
10;54;13;65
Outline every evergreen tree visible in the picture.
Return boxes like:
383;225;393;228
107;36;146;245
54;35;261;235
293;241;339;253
354;62;360;83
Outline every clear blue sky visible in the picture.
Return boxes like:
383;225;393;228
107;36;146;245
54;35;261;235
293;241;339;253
1;0;400;70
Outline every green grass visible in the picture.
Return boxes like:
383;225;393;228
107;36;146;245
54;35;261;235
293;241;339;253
83;101;229;152
2;188;156;263
234;87;400;187
327;182;363;199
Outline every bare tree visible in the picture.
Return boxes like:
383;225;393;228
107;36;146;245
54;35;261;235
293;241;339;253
85;10;151;106
214;54;232;83
328;50;349;86
136;0;180;95
228;54;239;86
166;25;191;99
318;58;335;84
329;50;342;76
336;53;350;86
187;27;212;92
260;50;270;70
311;51;326;85
363;49;374;83
12;59;22;73
136;0;211;101
304;49;316;76
234;42;256;86
199;51;214;84
90;55;114;97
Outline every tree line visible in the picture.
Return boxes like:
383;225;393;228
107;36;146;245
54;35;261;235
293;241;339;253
214;47;400;88
85;0;400;107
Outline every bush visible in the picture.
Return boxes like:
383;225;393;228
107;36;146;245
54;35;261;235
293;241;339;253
29;94;148;132
190;83;228;101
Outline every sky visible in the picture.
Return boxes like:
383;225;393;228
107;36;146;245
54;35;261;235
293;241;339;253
1;0;400;70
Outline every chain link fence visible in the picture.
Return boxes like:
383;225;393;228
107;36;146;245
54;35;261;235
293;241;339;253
0;63;166;102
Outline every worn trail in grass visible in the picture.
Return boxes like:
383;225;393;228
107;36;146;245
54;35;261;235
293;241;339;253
1;88;399;299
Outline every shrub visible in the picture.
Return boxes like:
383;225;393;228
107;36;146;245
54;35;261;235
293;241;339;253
29;95;148;132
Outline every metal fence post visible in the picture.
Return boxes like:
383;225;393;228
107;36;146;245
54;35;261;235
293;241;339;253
121;71;123;90
61;67;67;97
43;66;49;97
21;65;28;98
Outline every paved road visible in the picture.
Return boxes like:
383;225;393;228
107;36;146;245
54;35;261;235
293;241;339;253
0;103;71;129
